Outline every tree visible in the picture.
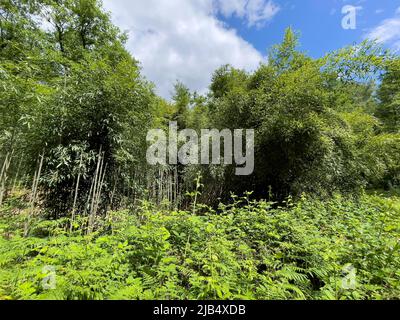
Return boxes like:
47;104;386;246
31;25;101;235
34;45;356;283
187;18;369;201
172;81;191;129
0;0;156;216
203;28;397;200
268;27;308;72
377;58;400;132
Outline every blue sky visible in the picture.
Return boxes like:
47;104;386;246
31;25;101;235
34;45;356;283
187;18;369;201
103;0;400;98
222;0;400;58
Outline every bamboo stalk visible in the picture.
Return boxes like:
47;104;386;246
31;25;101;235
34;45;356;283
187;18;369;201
70;154;83;232
89;150;102;216
88;149;105;234
24;153;44;237
96;163;107;223
0;151;14;206
0;153;10;207
0;153;9;184
12;156;23;191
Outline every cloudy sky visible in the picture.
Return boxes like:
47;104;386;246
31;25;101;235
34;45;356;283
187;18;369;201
102;0;400;99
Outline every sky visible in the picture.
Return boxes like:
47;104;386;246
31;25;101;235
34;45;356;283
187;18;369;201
102;0;400;99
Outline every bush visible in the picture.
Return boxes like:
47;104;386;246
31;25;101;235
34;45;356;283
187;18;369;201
0;193;399;300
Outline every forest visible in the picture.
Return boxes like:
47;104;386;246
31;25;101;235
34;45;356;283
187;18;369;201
0;0;399;300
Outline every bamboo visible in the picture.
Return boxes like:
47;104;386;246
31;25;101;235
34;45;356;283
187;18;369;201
70;154;83;232
24;153;44;237
88;149;106;234
12;156;23;191
87;152;101;233
89;150;102;216
0;153;10;207
0;153;9;184
0;151;14;206
93;162;107;219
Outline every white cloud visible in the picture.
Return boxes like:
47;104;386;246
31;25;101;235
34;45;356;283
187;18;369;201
366;7;400;52
215;0;280;28
215;0;248;18
245;0;280;27
102;0;278;98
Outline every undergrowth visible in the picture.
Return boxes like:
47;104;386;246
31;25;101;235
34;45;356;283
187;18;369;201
0;193;399;300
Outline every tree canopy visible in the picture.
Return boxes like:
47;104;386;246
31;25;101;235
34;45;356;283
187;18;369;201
1;1;399;212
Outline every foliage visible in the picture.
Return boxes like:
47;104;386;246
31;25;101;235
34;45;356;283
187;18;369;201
1;1;400;302
376;58;400;132
1;0;156;215
0;193;399;300
198;29;399;202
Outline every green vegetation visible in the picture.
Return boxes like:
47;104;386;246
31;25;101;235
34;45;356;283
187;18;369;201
1;1;399;300
1;192;399;300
